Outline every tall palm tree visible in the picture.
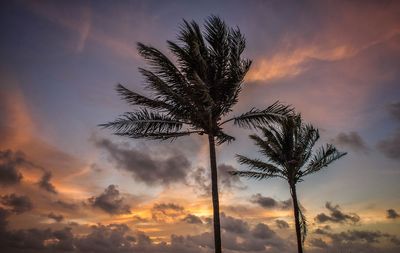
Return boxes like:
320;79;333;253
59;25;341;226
100;16;292;253
231;114;346;253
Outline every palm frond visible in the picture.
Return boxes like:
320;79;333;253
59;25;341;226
138;43;212;113
220;102;293;128
261;125;285;150
170;19;209;80
298;204;308;244
167;40;191;69
248;134;284;167
168;21;220;113
99;109;185;134
304;144;347;175
116;84;173;111
137;42;188;88
116;131;199;141
230;170;283;180
228;27;246;64
204;15;229;74
226;27;251;86
296;123;319;167
216;27;251;115
218;83;242;116
236;154;283;175
215;131;235;145
188;71;215;108
138;68;196;118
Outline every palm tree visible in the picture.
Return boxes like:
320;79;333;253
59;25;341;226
100;16;291;253
231;114;346;253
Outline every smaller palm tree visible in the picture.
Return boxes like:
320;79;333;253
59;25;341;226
231;114;346;253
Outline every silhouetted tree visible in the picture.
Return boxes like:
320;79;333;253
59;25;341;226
232;114;346;253
100;16;291;253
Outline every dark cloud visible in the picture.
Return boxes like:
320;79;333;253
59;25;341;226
0;150;56;191
47;212;64;222
189;167;210;196
281;199;292;210
74;224;138;252
391;236;400;246
2;228;55;251
189;164;244;196
387;209;399;219
0;209;74;252
315;213;332;223
184;214;288;252
309;238;328;249
54;200;79;210
387;102;400;121
275;219;289;229
0;221;236;253
329;230;391;244
309;228;400;253
377;129;400;160
0;150;25;185
251;223;276;239
151;203;185;222
0;209;311;253
182;214;203;224
252;195;277;208
94;138;190;186
221;212;249;234
0;209;198;253
37;171;57;194
132;215;148;223
251;193;292;210
377;102;400;160
222;204;250;216
88;185;131;215
332;131;369;153
0;216;138;253
315;202;360;224
218;164;244;190
0;194;33;214
314;228;329;235
0;207;10;229
152;203;184;212
52;227;75;251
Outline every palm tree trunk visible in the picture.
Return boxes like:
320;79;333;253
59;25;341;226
290;184;303;253
208;134;222;253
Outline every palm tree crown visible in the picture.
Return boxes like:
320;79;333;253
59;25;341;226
100;16;291;143
232;114;346;253
100;16;292;253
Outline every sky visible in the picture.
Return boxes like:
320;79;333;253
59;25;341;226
0;0;399;252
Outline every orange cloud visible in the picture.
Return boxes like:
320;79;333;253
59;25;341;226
246;31;400;82
0;76;34;150
0;71;93;205
246;2;400;82
246;45;357;82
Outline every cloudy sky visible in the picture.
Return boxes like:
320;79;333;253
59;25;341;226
1;0;399;252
